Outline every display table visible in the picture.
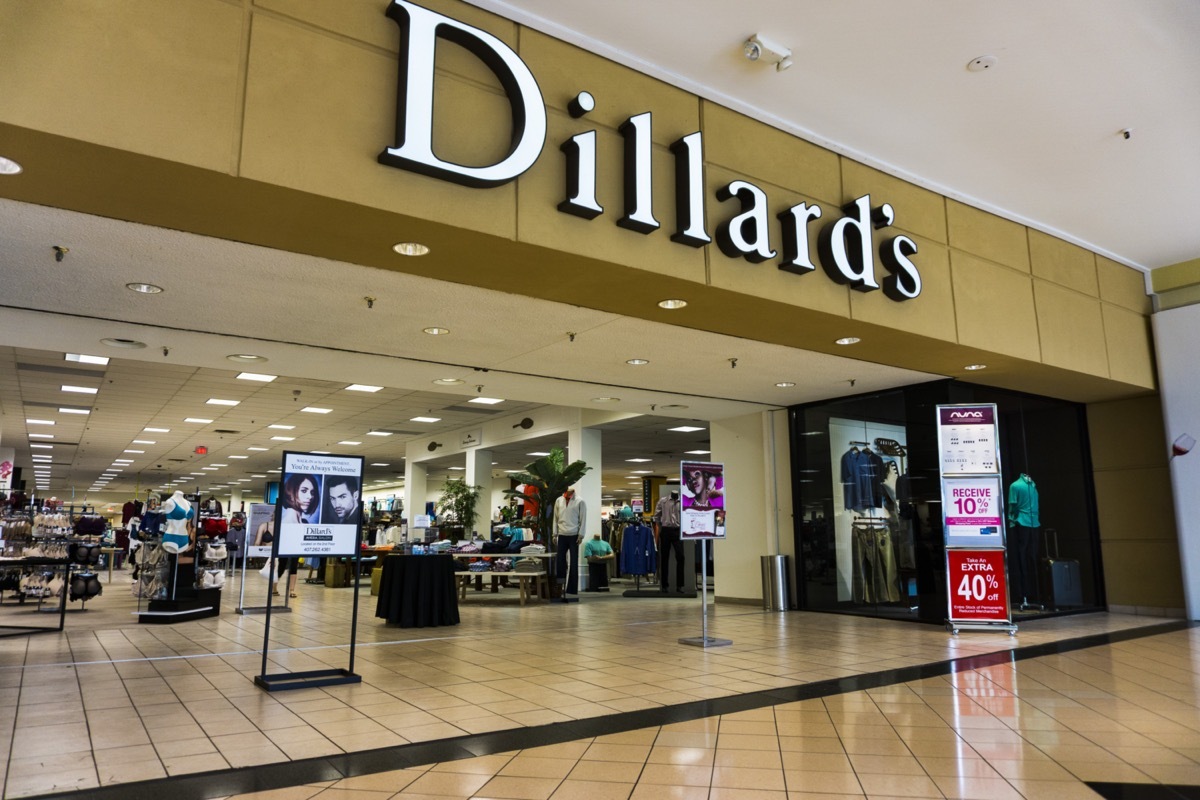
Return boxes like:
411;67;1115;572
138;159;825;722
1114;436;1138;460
454;571;545;606
374;554;459;628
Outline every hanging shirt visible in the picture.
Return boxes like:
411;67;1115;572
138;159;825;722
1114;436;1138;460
1008;476;1040;527
619;523;657;575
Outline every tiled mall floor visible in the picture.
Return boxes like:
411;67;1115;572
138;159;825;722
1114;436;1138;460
0;567;1192;799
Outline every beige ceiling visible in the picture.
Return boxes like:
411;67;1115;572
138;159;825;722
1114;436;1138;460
0;199;937;501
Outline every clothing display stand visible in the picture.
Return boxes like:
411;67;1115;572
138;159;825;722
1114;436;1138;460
137;492;220;624
618;516;668;597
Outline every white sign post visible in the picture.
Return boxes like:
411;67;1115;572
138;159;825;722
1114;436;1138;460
677;461;731;649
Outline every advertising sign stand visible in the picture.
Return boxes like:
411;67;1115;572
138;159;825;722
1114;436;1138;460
676;461;731;649
254;452;365;692
238;503;292;616
936;405;1017;637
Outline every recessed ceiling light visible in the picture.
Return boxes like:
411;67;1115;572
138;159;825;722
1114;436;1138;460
251;474;267;478
371;463;390;467
226;354;268;363
268;469;281;473
338;441;361;446
527;451;550;457
631;470;652;474
125;282;164;294
228;455;247;459
448;466;465;471
366;431;393;437
775;382;796;388
113;459;134;464
144;427;170;433
29;444;53;449
270;436;295;441
105;468;122;472
422;327;449;336
669;426;705;433
201;467;218;471
433;378;464;386
65;353;109;365
207;398;240;406
685;450;711;455
410;416;441;423
300;407;331;414
184;417;213;424
268;424;295;430
123;450;144;454
0;156;23;175
26;419;54;426
132;440;156;445
189;472;206;476
657;299;688;310
61;385;98;394
101;338;146;349
469;397;504;405
236;372;276;382
835;337;861;345
248;446;268;451
345;384;383;393
211;463;227;467
591;397;620;403
625;358;649;366
626;458;651;463
28;433;53;439
59;408;90;415
393;242;430;256
964;364;988;371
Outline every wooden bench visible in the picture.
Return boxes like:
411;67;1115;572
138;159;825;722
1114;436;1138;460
454;571;546;606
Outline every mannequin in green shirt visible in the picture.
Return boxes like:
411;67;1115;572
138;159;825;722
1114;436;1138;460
1007;473;1041;604
583;532;614;592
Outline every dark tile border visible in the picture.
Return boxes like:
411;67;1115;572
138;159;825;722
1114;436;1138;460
1088;783;1200;799
29;619;1195;800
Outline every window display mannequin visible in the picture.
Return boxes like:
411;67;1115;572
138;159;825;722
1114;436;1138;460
1007;473;1041;604
552;487;585;601
654;490;684;594
161;491;194;554
583;532;614;591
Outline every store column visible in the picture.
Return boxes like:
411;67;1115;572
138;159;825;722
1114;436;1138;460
404;461;427;531
568;427;602;589
229;488;243;515
465;448;493;537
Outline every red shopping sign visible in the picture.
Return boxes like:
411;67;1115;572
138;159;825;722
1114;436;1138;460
947;549;1009;622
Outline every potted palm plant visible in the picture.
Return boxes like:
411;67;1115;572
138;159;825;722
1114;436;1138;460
436;478;483;540
503;447;591;544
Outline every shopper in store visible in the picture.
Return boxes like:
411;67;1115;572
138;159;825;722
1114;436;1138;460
654;489;684;594
552;486;586;601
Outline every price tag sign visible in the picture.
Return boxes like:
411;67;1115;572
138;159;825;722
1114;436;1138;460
937;405;998;474
947;549;1009;621
944;476;1004;547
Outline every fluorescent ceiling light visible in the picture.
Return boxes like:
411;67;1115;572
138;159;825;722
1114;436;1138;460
301;407;332;414
626;458;651;463
251;474;267;478
410;416;440;423
338;441;361;446
370;463;390;467
65;353;109;365
206;398;239;406
237;372;276;382
228;455;247;459
26;419;54;426
113;459;134;464
247;446;269;451
211;463;227;467
268;469;281;473
367;431;392;437
105;468;123;473
201;467;218;471
59;408;90;415
685;450;711;455
268;424;294;430
345;384;383;392
189;472;205;476
468;397;504;405
185;417;213;424
632;470;652;474
669;426;705;433
61;385;98;394
448;466;465;470
527;451;550;457
145;427;170;433
270;436;294;441
132;440;156;445
29;444;52;449
28;433;53;439
123;449;144;454
311;450;330;454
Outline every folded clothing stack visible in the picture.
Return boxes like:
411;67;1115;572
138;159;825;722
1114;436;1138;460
520;543;546;554
514;558;542;573
467;560;491;573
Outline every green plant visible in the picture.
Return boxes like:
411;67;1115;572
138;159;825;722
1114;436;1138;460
436;479;483;535
503;447;591;545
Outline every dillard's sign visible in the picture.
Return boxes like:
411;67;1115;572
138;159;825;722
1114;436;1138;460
378;0;922;301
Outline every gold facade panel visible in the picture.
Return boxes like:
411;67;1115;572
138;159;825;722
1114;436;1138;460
704;167;851;317
950;252;1040;361
701;104;840;206
257;0;517;53
241;15;516;238
1034;281;1108;377
0;0;241;171
1029;229;1099;295
849;238;956;343
521;30;700;145
841;160;947;245
946;200;1030;273
1086;395;1166;472
1096;256;1151;314
1102;304;1156;389
516;117;703;281
1099;539;1184;609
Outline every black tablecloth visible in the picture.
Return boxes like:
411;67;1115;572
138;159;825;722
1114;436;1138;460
374;554;460;627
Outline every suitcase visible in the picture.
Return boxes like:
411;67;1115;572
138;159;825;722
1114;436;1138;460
1039;528;1082;608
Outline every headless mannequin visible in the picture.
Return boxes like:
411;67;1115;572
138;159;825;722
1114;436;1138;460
161;491;194;554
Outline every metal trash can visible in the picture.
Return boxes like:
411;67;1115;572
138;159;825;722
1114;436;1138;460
761;554;789;612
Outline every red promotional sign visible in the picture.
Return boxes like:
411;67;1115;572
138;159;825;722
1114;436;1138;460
947;549;1009;622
